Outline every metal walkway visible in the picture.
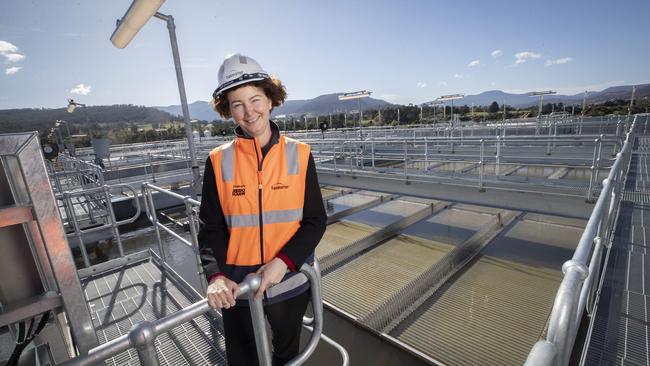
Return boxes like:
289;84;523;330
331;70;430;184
80;252;228;366
583;136;650;365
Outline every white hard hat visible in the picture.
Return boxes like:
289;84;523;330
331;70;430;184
212;54;270;99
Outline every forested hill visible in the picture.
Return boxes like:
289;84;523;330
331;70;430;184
0;104;176;134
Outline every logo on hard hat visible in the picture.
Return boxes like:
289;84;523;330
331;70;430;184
226;71;243;79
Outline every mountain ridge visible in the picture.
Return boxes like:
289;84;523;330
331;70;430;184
155;83;649;121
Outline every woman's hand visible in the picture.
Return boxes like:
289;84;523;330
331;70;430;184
255;258;288;299
207;275;240;309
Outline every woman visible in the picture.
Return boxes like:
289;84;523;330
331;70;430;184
198;54;327;365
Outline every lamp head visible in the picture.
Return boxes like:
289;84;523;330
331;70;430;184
110;0;166;49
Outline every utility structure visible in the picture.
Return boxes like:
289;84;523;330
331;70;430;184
339;90;372;139
67;99;93;151
110;0;201;197
423;101;444;124
436;94;465;129
529;90;556;135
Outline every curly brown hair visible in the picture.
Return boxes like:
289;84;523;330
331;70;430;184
211;77;287;119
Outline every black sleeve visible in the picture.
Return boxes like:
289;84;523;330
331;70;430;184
280;152;327;269
198;156;229;279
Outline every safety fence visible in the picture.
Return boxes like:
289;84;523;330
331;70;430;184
309;132;623;200
57;181;348;366
524;115;639;365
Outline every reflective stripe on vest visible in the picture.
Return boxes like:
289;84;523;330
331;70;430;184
224;208;303;228
220;138;299;180
221;141;235;182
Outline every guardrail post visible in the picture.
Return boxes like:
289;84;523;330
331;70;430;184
244;274;272;366
404;139;409;184
143;183;166;262
65;192;91;268
479;139;485;191
424;137;428;167
333;146;338;176
553;121;558;151
130;321;159;366
587;137;601;202
613;120;622;156
104;185;125;257
495;136;501;176
371;140;375;168
185;197;208;295
148;152;157;183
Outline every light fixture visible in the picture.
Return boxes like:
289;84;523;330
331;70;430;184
339;90;372;139
110;0;166;48
111;0;200;196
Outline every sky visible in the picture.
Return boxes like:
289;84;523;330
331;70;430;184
0;0;649;110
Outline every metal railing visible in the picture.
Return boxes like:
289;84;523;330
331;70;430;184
524;115;639;365
141;182;208;294
310;133;622;199
60;263;327;366
64;184;141;268
138;182;349;365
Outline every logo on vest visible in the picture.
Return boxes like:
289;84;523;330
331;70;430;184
232;185;246;196
271;183;289;190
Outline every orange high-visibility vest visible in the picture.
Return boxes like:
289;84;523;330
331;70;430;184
209;134;310;271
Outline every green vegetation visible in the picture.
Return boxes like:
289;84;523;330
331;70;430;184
1;98;647;146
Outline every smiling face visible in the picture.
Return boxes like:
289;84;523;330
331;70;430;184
227;84;273;145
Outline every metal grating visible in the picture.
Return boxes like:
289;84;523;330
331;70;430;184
315;221;377;259
391;217;583;366
583;137;650;365
321;234;453;319
81;259;227;366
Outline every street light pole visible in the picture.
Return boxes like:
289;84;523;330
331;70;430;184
436;94;464;129
111;1;201;197
339;90;371;139
528;90;556;135
153;12;200;195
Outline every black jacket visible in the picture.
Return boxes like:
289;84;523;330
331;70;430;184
198;122;327;286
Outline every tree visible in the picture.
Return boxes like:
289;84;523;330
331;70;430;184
488;101;500;113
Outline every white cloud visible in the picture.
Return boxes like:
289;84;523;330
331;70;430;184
417;81;427;88
4;53;25;63
454;74;463;79
0;40;18;54
491;50;502;58
514;51;542;65
438;81;448;87
468;60;480;67
70;83;92;95
0;41;25;64
545;57;573;66
5;66;21;75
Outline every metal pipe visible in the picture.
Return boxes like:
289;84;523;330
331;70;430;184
185;197;207;294
479;139;484;190
587;137;601;201
286;264;324;366
143;184;166;261
103;185;125;257
64;192;91;268
495;136;501;176
247;275;272;365
153;12;201;197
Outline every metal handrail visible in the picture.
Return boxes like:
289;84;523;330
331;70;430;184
524;115;639;366
138;183;348;365
63;183;141;268
141;182;207;294
59;263;324;366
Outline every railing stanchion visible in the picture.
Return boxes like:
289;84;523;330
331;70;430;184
247;279;272;366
